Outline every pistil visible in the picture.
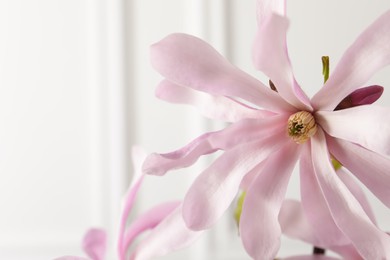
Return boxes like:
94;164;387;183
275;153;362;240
287;111;317;144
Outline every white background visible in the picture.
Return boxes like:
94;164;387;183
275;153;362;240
0;0;390;259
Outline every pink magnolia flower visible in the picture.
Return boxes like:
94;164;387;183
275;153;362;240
143;0;390;259
56;146;201;260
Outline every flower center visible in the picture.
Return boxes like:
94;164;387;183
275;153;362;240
287;111;317;144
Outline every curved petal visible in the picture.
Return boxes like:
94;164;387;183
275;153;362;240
122;201;180;254
335;85;384;110
312;10;390;110
253;13;311;110
54;257;89;260
239;143;300;259
117;146;147;258
156;80;275;122
143;114;288;176
279;200;317;244
328;137;390;209
311;129;390;259
130;206;202;260
256;0;285;24
337;167;376;224
281;256;341;260
182;129;290;230
82;228;107;260
300;143;349;247
317;106;390;156
279;200;363;260
151;33;295;112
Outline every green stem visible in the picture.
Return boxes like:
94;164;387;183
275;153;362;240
322;56;330;83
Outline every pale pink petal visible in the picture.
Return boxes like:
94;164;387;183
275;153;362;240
143;114;288;176
331;244;364;260
281;256;340;260
316;105;390;156
82;228;107;260
156;79;275;122
122;201;180;254
278;200;317;244
256;0;285;24
312;10;390;110
328;137;390;209
239;143;300;259
337;167;376;224
117;146;147;259
151;33;295;112
311;129;390;259
253;13;311;110
130;206;202;260
54;257;89;260
300;143;349;247
279;199;363;260
183;130;290;230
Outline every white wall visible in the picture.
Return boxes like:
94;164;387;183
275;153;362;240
0;0;389;259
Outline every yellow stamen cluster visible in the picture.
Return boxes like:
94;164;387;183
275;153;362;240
287;111;317;144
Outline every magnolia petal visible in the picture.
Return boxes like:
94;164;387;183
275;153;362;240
337;167;376;224
151;33;295;112
256;0;285;24
279;200;363;260
130;206;202;260
143;115;288;176
328;137;390;209
300;143;349;247
117;147;147;258
312;10;390;110
335;85;384;110
183;130;290;230
253;13;311;110
279;200;317;244
156;80;274;122
82;228;107;260
316;105;390;156
331;244;364;260
281;256;341;260
54;257;89;260
240;143;299;259
122;201;180;254
312;129;390;259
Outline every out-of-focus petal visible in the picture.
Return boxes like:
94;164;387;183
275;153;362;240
117;146;147;258
328;137;390;209
82;228;107;260
151;33;295;112
335;85;384;110
337;167;376;224
279;199;363;260
54;257;89;260
312;10;390;110
253;13;311;110
280;256;340;260
300;143;349;247
311;129;390;259
240;143;300;259
156;80;275;122
143;114;288;176
130;206;202;260
183;129;290;230
256;0;285;24
316;105;390;156
122;201;180;253
279;200;317;244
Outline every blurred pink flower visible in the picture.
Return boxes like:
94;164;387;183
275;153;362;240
144;0;390;259
56;146;201;260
